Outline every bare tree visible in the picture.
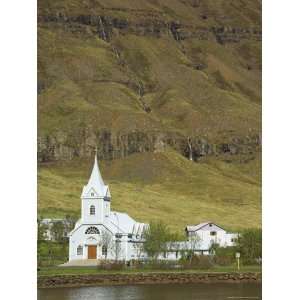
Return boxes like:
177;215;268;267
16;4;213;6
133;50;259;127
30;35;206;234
187;234;202;264
165;232;182;260
113;238;123;261
132;241;144;260
51;221;66;243
100;229;113;260
37;219;48;241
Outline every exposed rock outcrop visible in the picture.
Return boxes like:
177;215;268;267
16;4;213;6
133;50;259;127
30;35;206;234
38;14;261;44
38;129;260;163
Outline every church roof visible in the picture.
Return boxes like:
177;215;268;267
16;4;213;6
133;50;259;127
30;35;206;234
70;212;148;236
81;153;110;198
105;211;148;235
186;222;226;232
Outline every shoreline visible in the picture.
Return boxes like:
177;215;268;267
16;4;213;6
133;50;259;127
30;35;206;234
38;272;262;289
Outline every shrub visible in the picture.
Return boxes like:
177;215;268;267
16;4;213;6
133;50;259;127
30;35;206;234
181;255;213;269
237;228;262;265
213;246;237;266
97;261;126;271
143;221;173;260
142;260;178;270
213;255;234;266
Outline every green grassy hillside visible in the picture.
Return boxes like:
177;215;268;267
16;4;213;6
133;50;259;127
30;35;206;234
38;150;261;232
38;0;261;231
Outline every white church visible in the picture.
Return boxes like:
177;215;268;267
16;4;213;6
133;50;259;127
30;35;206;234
67;153;238;264
68;153;148;263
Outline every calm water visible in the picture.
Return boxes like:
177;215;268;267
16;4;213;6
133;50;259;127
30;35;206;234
38;283;261;300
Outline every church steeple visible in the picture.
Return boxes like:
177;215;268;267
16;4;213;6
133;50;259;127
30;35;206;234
81;149;111;224
81;148;111;198
87;151;105;194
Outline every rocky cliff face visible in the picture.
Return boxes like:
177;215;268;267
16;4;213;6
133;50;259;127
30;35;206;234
38;128;260;163
38;0;261;164
38;13;261;43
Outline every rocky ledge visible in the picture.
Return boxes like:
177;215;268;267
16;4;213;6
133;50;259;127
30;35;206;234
38;130;261;162
38;272;262;288
38;14;261;44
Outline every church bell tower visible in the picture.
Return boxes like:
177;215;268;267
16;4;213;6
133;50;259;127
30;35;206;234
80;150;111;224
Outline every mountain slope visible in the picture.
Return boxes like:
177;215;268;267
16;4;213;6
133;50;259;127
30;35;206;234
37;0;261;230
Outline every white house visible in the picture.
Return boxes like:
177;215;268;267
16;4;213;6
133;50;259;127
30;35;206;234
68;153;148;263
185;222;238;254
153;222;238;261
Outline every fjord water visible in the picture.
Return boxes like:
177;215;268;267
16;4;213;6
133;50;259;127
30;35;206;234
38;283;261;300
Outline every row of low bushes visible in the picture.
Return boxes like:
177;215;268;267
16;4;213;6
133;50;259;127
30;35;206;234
96;255;260;272
95;255;228;271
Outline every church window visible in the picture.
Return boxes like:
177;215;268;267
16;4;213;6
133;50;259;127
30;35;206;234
85;226;100;234
90;205;95;215
91;192;94;196
77;245;83;255
102;245;107;257
210;231;217;236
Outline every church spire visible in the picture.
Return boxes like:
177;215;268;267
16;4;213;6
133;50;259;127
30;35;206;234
88;148;105;189
81;148;111;223
81;146;111;200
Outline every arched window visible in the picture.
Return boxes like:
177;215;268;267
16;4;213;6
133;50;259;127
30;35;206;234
85;226;100;234
77;245;83;255
102;245;107;257
90;205;95;215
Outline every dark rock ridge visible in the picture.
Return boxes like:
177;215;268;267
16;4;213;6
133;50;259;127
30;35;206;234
38;272;262;288
38;14;261;44
37;129;260;163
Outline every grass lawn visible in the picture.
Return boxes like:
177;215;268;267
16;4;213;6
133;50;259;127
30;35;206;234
38;265;261;277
